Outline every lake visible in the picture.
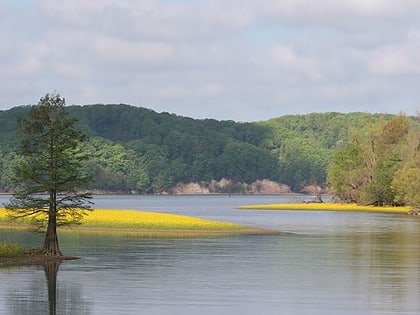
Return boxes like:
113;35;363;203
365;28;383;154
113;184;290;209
1;195;419;314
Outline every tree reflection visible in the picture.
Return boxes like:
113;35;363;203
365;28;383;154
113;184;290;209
44;261;60;315
6;261;92;315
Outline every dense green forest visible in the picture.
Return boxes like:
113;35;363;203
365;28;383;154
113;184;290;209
0;104;410;195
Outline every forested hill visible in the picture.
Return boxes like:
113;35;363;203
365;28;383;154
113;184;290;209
0;104;387;193
68;104;268;146
258;112;387;190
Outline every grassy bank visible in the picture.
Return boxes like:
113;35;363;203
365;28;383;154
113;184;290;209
0;207;271;236
0;241;77;267
0;241;25;258
239;203;412;214
0;241;53;267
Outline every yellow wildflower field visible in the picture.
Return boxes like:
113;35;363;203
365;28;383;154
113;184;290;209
239;203;411;214
0;208;6;221
81;209;243;230
0;207;243;231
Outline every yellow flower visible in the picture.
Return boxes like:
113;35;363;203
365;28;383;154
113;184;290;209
0;207;243;231
239;203;411;213
81;209;242;230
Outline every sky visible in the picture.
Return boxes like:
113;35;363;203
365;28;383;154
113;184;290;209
1;0;420;122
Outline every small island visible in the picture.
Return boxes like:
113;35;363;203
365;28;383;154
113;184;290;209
0;207;274;236
0;207;277;267
239;202;413;214
0;242;77;267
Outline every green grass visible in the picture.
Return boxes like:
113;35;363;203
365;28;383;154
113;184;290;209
0;241;25;258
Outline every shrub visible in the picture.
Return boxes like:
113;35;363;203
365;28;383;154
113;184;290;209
0;241;25;258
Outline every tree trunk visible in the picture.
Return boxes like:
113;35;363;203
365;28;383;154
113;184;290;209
43;220;62;256
44;190;62;256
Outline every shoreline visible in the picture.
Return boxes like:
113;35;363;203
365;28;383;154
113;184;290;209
0;222;279;237
0;254;79;268
0;191;304;196
0;207;280;243
0;220;279;268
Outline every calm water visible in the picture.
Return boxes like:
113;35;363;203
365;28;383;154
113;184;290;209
1;195;419;314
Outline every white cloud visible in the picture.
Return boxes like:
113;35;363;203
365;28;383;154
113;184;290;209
92;36;174;65
260;0;420;29
259;44;326;83
368;41;420;75
1;0;420;120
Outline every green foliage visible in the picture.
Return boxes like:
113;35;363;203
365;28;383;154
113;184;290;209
5;94;93;255
0;150;22;192
0;241;25;258
328;115;419;206
392;163;420;208
362;157;399;206
66;104;279;192
327;141;365;202
0;106;29;147
0;104;416;194
391;124;420;208
258;112;382;190
6;94;92;225
82;137;150;192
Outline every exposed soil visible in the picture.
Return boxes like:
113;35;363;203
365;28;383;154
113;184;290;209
169;179;293;195
408;208;420;216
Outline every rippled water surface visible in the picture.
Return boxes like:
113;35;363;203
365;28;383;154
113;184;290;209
1;195;419;314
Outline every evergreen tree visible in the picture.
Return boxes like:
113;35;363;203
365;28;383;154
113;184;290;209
5;94;92;256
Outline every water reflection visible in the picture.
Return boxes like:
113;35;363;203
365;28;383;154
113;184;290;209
1;226;420;314
5;261;92;315
44;261;59;315
1;195;420;314
347;230;420;314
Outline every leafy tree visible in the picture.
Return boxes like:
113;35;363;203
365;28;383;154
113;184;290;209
362;157;400;206
391;122;420;209
392;162;420;209
327;141;365;202
5;94;92;256
328;115;417;206
359;116;411;205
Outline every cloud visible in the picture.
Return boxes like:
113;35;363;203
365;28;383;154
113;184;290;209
0;0;420;120
260;0;420;29
368;41;420;76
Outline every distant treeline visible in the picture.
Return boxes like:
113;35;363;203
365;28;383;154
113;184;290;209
0;104;403;194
